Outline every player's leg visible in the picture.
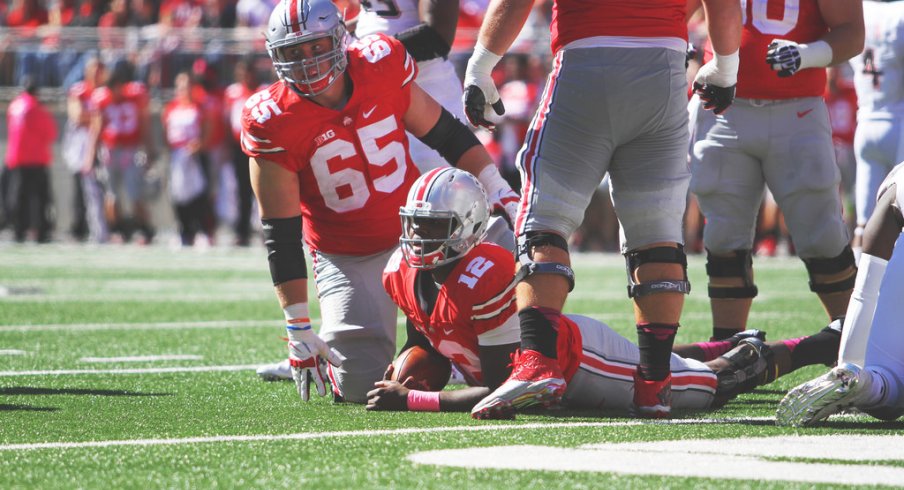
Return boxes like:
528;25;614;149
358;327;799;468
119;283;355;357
315;248;398;403
609;47;691;417
472;49;612;419
690;100;765;339
777;187;904;426
766;98;853;323
852;117;898;256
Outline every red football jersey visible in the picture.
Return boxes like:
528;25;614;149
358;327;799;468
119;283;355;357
242;33;421;255
825;84;858;146
382;243;519;385
162;99;203;149
706;0;828;99
91;82;149;147
551;0;686;54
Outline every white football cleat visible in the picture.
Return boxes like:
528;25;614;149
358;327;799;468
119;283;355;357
776;362;873;427
256;359;293;381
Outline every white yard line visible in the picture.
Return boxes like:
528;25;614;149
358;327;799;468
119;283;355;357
79;355;204;363
0;417;771;451
0;364;259;377
0;349;27;355
0;320;277;333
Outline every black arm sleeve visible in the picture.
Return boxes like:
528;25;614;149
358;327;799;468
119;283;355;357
398;318;439;356
417;107;482;166
262;215;307;285
395;23;452;62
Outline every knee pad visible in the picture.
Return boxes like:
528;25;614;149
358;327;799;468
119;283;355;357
624;246;691;298
803;246;857;294
706;249;758;299
515;231;575;291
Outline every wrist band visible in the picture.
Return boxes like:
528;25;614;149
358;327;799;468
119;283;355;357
406;390;441;412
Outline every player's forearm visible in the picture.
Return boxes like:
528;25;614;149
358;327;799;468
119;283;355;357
438;386;491;412
701;0;742;56
821;21;865;65
476;0;534;57
452;145;495;178
273;279;309;309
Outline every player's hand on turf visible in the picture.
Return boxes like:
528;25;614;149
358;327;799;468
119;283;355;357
766;39;803;77
287;325;344;401
693;51;738;115
366;378;414;411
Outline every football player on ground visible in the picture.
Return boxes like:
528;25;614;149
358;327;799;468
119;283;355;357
849;0;904;258
689;0;864;342
777;163;904;427
242;0;518;403
459;0;743;420
366;168;843;417
349;0;466;174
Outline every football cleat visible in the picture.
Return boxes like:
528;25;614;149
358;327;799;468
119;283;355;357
631;372;672;418
256;359;293;381
713;338;773;406
776;363;873;427
470;349;566;420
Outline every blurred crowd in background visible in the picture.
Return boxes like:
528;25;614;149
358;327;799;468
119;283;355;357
0;0;858;254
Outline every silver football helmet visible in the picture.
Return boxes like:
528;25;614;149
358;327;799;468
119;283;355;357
265;0;349;97
400;168;490;269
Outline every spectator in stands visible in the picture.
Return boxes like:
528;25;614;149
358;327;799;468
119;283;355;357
201;0;237;28
236;0;275;28
86;59;156;244
5;76;57;243
163;71;209;246
191;58;227;244
5;0;49;28
65;56;109;243
223;56;263;246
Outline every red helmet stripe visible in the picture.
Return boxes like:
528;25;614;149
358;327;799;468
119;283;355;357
287;0;299;33
413;167;448;202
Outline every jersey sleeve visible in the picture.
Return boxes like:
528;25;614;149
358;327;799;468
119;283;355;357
240;84;291;166
467;244;518;337
382;248;405;301
351;33;418;90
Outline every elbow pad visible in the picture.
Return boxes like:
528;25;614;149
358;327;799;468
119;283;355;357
418;107;481;166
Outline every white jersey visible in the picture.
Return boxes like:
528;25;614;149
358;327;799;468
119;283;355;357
355;0;422;38
851;1;904;118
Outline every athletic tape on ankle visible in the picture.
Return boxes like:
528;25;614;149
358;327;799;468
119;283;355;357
407;390;441;412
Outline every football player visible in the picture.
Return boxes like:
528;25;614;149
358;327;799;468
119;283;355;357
243;0;518;403
777;163;904;427
459;0;742;418
366;168;841;417
689;0;864;342
849;0;904;258
349;0;466;174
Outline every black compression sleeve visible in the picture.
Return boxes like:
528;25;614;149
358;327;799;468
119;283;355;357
417;107;481;166
262;215;307;285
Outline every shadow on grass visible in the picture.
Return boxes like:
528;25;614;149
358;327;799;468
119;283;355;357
0;404;59;412
0;387;172;397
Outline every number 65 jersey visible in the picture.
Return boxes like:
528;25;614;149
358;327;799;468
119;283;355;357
241;33;421;256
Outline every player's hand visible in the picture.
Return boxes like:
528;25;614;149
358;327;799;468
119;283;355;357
463;43;505;130
287;325;344;401
489;186;519;228
365;379;413;411
693;51;738;115
766;40;803;77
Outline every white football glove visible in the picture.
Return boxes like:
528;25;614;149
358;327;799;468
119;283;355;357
693;50;739;115
478;164;519;227
463;42;505;130
766;39;833;78
287;325;344;401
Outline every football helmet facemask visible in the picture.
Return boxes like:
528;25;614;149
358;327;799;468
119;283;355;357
400;168;490;269
265;0;349;97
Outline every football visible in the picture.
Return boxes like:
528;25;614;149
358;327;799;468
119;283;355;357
389;345;452;391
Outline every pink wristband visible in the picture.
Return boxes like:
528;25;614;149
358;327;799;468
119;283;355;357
406;390;441;412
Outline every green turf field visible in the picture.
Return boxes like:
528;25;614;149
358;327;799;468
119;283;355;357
2;244;902;488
